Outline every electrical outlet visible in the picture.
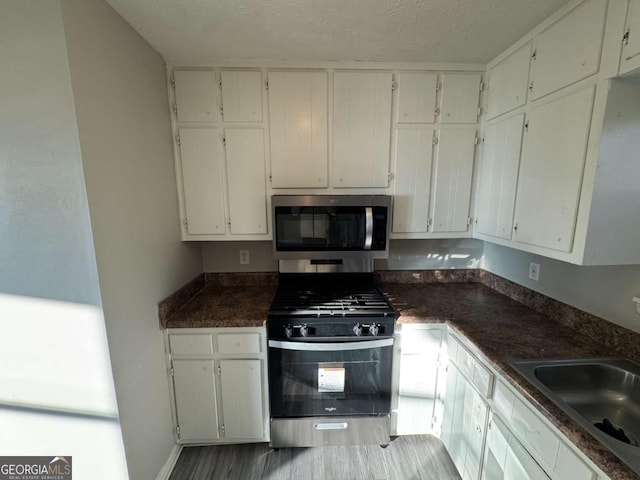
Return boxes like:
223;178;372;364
528;262;540;281
633;297;640;315
239;250;250;265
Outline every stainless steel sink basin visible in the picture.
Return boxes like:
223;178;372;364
511;358;640;474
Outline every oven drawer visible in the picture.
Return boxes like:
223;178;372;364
270;415;390;448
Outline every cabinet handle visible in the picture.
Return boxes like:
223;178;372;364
514;223;518;232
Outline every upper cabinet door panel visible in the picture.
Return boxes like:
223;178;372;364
220;71;263;122
392;128;435;233
224;128;267;235
440;74;481;124
333;72;393;188
530;0;607;101
431;129;476;232
486;44;532;120
396;73;438;124
178;128;226;235
268;71;328;188
620;0;640;74
476;114;524;240
514;87;595;252
174;70;218;123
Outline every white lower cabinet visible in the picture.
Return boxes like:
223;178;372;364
166;328;269;444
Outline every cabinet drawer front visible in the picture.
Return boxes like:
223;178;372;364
217;333;262;354
492;380;516;422
169;334;214;356
456;343;476;380
511;399;559;471
401;326;442;355
553;442;595;480
472;361;494;398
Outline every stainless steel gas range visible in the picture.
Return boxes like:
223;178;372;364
266;195;397;448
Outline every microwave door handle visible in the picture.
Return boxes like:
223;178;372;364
364;207;373;250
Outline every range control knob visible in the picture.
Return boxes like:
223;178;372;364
369;324;380;336
300;325;309;337
284;324;293;338
353;323;363;336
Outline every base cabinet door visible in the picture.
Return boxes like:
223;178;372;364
219;359;265;440
172;359;220;441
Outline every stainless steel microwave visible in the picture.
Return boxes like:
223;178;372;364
271;195;392;260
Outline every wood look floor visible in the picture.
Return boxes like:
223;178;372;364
169;435;461;480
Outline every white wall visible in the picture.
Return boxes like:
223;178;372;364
60;0;202;478
202;239;483;272
483;242;640;333
0;1;127;478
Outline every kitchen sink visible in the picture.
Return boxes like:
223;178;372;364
511;358;640;474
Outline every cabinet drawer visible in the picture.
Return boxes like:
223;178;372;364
511;398;560;472
217;333;262;354
492;380;516;421
455;341;493;398
169;334;214;356
401;326;442;355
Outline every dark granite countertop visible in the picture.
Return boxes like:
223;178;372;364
380;282;638;480
163;284;277;328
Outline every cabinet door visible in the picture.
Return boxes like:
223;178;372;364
431;129;476;233
173;70;218;123
219;359;264;439
220;71;262;122
475;114;524;240
530;0;607;101
463;387;489;480
333;72;393;187
178;128;226;235
172;359;219;441
268;71;328;188
513;87;595;252
442;363;466;475
392;128;434;233
440;74;481;124
396;73;437;124
486;44;531;120
224;129;267;235
621;0;640;74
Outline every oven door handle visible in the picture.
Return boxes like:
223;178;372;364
364;207;373;250
268;338;393;351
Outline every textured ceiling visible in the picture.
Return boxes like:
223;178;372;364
105;0;571;64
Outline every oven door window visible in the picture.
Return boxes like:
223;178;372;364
274;206;366;251
268;340;393;417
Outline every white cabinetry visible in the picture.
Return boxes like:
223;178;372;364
177;128;226;235
440;74;482;124
333;72;393;188
220;71;263;122
475;114;524;240
224;129;267;235
486;44;531;120
267;71;328;188
620;0;640;74
396;73;437;123
513;87;595;253
166;328;269;444
395;324;443;435
431;129;476;233
529;0;607;101
173;70;218;123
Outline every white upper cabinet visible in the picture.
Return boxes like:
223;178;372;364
333;72;393;188
224;128;267;235
529;0;607;101
486;44;531;120
174;70;218;123
513;87;595;252
431;129;476;233
475;114;524;240
178;128;226;235
268;71;328;188
392;128;435;233
620;0;640;74
220;71;263;122
440;74;481;124
396;73;438;124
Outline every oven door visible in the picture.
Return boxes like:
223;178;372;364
268;338;393;418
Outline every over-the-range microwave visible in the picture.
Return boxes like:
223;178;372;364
271;195;392;260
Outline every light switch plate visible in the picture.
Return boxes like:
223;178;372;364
239;250;250;265
528;262;540;281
